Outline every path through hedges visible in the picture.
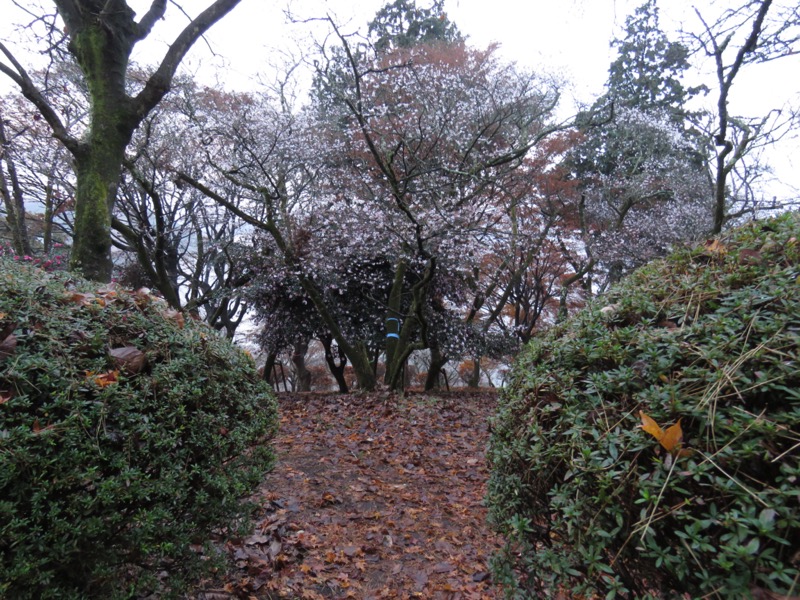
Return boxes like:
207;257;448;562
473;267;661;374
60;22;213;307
199;391;503;599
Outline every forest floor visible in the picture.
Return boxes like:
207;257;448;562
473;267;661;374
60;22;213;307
198;390;505;599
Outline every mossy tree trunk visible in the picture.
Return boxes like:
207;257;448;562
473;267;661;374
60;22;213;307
0;0;242;281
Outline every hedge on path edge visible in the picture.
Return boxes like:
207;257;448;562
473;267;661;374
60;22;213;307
488;213;800;599
0;260;278;598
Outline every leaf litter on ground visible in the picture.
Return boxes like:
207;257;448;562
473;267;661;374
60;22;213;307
197;391;503;599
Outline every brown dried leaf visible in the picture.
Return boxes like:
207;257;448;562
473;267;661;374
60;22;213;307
433;561;454;573
133;288;154;307
739;249;764;265
0;320;14;340
0;333;17;361
409;568;428;591
163;308;185;329
65;292;97;306
109;346;147;374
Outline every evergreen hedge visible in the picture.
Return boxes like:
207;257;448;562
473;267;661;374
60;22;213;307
488;213;800;598
0;259;278;598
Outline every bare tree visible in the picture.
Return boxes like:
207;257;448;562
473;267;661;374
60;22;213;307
689;0;800;232
0;0;242;281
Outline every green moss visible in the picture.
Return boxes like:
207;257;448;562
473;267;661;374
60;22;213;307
489;213;800;599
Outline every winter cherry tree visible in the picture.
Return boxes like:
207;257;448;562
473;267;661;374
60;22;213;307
178;24;562;390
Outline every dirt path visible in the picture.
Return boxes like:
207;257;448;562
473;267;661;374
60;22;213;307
201;391;504;599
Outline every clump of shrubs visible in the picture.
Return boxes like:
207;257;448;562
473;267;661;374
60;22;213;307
488;213;800;599
0;259;278;598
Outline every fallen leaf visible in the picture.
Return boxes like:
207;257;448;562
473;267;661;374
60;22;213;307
433;561;454;573
660;420;684;453
409;569;428;591
704;239;727;254
639;411;664;440
639;411;685;456
0;333;17;361
109;346;147;374
87;370;119;388
163;308;185;329
133;288;154;307
65;292;95;306
739;249;763;265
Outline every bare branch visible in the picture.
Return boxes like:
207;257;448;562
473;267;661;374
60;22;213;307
0;42;80;155
134;0;167;41
134;0;242;117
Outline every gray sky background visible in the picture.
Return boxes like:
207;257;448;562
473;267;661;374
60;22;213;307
3;0;799;199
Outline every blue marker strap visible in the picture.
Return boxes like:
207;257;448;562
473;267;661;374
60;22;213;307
386;333;400;339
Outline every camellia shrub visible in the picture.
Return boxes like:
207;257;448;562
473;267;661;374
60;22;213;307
0;260;278;599
488;213;800;599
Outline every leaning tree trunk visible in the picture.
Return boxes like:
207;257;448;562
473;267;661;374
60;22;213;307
467;356;481;389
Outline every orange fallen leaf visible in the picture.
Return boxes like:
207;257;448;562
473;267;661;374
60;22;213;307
639;411;685;456
163;308;185;329
86;370;120;388
65;292;105;306
704;239;727;254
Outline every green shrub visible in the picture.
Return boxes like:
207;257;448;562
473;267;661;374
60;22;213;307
488;213;800;599
0;261;278;599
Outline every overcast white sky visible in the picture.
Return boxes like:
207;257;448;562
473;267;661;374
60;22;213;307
2;0;799;198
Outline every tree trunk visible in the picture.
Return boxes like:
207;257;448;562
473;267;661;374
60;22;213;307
424;344;448;391
467;356;481;388
0;117;32;255
291;339;312;392
262;351;278;384
71;147;126;280
384;259;407;384
66;17;139;281
321;334;349;393
712;142;732;234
